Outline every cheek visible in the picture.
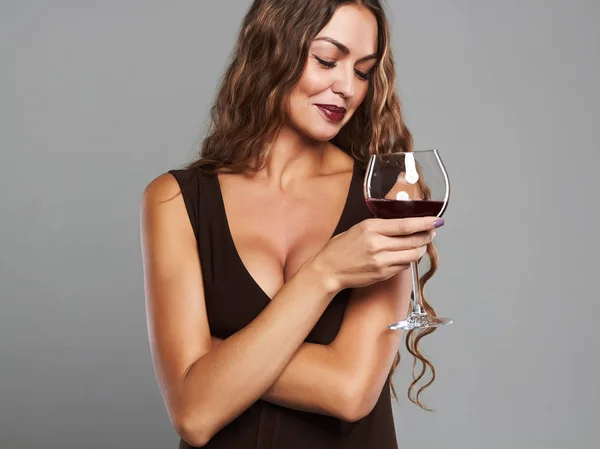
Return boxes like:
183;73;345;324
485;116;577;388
298;66;333;97
288;73;327;118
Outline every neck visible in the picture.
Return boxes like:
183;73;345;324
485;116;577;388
253;124;331;190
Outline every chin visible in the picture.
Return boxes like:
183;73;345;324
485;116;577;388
303;124;343;142
306;132;339;143
288;116;347;143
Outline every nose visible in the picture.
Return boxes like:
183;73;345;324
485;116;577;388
331;66;355;99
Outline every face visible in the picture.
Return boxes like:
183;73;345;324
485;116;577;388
286;4;379;142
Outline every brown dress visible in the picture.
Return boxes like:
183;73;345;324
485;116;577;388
168;160;399;449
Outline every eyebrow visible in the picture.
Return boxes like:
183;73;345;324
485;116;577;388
313;36;378;63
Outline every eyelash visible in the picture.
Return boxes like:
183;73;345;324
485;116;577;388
313;55;370;81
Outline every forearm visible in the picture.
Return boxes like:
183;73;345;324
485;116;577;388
210;337;357;420
176;259;339;444
261;342;357;419
212;288;407;421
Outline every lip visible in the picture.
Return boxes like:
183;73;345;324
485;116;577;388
315;104;346;122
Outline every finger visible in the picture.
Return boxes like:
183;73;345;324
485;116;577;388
380;230;435;251
375;263;411;282
376;247;424;267
373;216;443;237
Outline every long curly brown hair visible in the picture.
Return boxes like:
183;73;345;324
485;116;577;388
185;0;442;410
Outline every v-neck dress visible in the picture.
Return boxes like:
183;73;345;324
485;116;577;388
167;161;398;449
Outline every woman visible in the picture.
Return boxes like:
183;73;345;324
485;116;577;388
140;1;444;447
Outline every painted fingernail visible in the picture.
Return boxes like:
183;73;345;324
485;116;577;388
433;219;445;228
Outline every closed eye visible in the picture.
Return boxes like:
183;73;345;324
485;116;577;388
314;55;336;68
313;55;370;81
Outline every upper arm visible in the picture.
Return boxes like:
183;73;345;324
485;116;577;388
140;173;212;425
332;174;424;417
329;268;413;418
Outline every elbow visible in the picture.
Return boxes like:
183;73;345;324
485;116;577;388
339;378;372;423
341;397;369;423
174;413;212;448
340;406;364;423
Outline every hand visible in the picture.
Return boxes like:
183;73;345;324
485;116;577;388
312;217;442;291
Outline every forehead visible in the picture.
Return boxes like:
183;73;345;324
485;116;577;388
313;5;378;56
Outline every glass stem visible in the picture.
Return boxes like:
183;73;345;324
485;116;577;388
410;261;425;315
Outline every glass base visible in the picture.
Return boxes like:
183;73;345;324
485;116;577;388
388;314;453;331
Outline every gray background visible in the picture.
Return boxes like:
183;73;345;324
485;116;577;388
1;0;598;448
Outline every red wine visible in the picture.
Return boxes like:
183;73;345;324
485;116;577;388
366;198;445;219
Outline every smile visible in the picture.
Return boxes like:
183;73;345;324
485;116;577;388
315;104;346;122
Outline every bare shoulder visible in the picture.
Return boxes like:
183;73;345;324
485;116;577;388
141;172;182;206
140;172;193;242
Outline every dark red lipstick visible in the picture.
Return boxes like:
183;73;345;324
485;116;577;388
315;104;346;122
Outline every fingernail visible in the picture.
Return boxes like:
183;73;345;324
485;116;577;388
433;219;445;228
433;231;437;239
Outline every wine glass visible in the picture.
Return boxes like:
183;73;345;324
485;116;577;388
364;149;453;330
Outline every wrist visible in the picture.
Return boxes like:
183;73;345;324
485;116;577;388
304;253;342;296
